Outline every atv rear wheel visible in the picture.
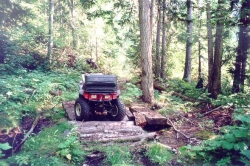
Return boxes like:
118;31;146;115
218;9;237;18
74;98;90;121
109;99;126;121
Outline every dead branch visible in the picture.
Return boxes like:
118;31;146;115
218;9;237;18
14;116;40;152
202;106;223;116
166;117;190;139
156;142;178;154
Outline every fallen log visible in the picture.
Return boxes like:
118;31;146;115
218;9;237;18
79;127;143;134
69;121;155;143
72;121;135;128
153;83;166;92
80;132;156;143
134;80;168;92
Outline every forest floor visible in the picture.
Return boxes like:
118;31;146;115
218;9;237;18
0;100;234;166
0;80;235;166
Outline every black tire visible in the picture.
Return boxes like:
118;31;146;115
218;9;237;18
74;98;90;121
109;99;126;121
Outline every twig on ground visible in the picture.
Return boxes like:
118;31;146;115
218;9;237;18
156;142;178;154
178;114;203;129
202;106;223;116
166;117;190;139
12;132;17;155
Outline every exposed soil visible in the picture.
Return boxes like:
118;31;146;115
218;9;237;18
0;127;23;159
156;104;234;150
0;116;54;159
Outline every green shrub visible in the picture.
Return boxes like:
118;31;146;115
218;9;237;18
145;143;173;165
104;145;133;165
8;122;85;166
0;70;80;129
0;143;12;158
168;79;204;99
120;83;142;105
180;108;250;165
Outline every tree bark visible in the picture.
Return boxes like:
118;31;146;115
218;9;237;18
197;0;202;79
183;0;193;82
96;37;98;64
232;0;250;93
208;0;225;98
160;0;166;80
47;0;54;65
150;0;155;36
155;0;162;78
139;0;154;103
206;1;213;89
68;0;78;49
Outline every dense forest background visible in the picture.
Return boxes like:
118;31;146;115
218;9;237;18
0;0;250;165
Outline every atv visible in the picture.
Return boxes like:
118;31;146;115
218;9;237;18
74;73;126;121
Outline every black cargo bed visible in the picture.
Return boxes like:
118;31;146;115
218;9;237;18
83;74;117;93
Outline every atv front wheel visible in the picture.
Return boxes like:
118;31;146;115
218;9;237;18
109;99;126;121
74;98;90;121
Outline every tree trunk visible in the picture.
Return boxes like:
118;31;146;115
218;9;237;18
198;19;201;79
0;35;5;64
183;0;193;82
197;0;202;79
155;0;162;78
150;0;155;36
232;0;250;93
68;0;78;49
96;37;98;64
160;0;166;80
139;0;154;103
208;0;225;99
206;1;213;88
47;0;54;65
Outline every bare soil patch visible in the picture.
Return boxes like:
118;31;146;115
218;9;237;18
0;116;54;159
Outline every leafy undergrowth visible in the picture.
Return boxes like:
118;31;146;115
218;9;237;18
81;142;175;166
4;122;85;166
0;69;83;165
0;69;80;131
